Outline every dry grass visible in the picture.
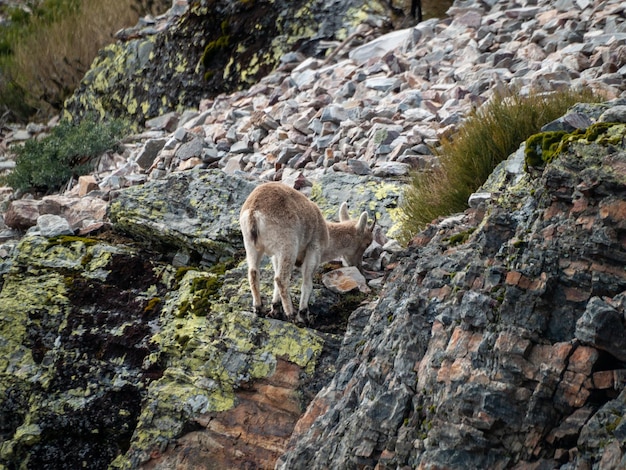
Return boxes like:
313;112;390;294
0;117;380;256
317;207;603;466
397;88;603;244
9;0;140;117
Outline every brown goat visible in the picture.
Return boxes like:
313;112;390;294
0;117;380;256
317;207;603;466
239;182;374;325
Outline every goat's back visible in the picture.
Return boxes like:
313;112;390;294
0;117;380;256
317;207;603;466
240;183;328;256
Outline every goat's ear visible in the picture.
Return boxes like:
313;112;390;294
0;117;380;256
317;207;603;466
356;212;368;232
367;213;376;232
339;202;350;222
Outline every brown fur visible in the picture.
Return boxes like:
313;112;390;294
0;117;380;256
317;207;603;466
239;182;374;325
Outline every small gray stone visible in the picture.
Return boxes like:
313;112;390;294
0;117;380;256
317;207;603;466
176;138;204;160
37;214;74;237
320;105;348;124
468;192;492;209
136;138;167;169
576;297;626;361
372;162;409;177
598;105;626;123
347;159;371;175
12;130;31;141
145;112;179;132
364;77;402;92
541;112;593;132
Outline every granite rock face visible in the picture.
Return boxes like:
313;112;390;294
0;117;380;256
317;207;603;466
0;234;341;469
4;107;625;470
278;117;626;469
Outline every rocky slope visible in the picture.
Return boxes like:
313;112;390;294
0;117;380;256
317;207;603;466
0;0;625;469
278;105;626;469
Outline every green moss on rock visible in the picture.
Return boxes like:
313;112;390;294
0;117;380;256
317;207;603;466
525;123;626;170
524;131;568;168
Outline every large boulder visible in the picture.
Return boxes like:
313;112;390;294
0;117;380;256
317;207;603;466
0;234;341;469
63;0;395;124
108;169;257;265
107;168;405;264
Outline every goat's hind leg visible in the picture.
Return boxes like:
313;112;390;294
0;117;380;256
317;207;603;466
244;245;264;316
295;251;319;327
271;254;294;320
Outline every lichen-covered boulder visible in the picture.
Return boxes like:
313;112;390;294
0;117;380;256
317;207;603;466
0;235;167;468
115;267;337;468
0;233;340;469
310;172;405;238
108;169;406;266
108;169;258;265
64;0;394;124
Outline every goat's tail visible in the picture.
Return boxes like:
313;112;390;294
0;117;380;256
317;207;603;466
247;211;259;246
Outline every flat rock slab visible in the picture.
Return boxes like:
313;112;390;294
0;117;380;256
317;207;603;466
108;169;258;263
322;266;370;294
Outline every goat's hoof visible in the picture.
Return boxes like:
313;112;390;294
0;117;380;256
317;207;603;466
253;306;264;317
268;303;285;320
295;309;310;327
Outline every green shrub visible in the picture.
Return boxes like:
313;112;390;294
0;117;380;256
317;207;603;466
397;88;602;244
2;116;128;193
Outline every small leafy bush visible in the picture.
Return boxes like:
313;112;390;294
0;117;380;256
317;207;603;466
397;87;601;244
2;116;128;193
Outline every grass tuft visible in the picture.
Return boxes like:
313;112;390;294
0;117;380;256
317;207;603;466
397;88;602;244
0;0;168;121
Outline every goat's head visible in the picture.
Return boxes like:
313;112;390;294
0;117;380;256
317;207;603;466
336;202;376;269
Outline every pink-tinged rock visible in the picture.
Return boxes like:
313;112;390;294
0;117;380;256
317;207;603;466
494;331;532;357
555;345;599;408
146;359;306;470
4;199;40;230
591;370;614;389
177;157;202;171
528;342;573;376
451;10;482;29
40;195;78;214
322;266;370;294
63;197;108;230
77;175;100;197
599;199;626;229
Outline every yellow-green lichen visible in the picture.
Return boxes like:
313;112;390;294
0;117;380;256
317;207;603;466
0;271;68;378
525;122;626;169
13;236;123;280
127;98;139;115
12;423;41;447
445;228;476;246
386;206;404;239
128;265;326;459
